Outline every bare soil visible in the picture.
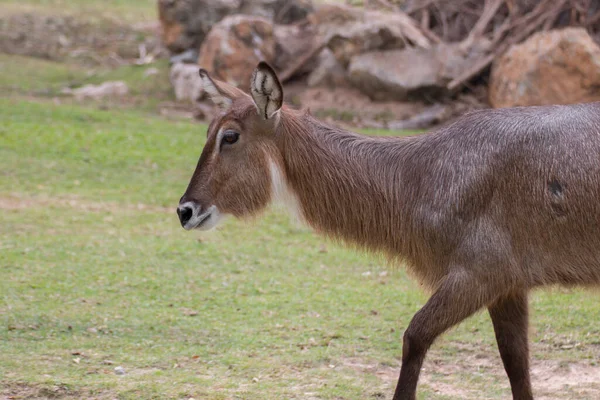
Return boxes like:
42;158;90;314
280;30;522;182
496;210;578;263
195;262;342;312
342;345;600;399
1;383;85;400
291;85;426;126
0;11;163;67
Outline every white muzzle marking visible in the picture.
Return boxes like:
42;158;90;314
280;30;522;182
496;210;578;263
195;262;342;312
179;202;221;231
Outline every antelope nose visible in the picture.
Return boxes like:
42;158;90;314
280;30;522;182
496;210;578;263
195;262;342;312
177;204;194;227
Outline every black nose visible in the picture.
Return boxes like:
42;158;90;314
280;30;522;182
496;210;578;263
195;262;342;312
177;205;193;227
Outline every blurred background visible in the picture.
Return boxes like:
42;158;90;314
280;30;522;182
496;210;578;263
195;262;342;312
4;0;600;129
2;1;600;399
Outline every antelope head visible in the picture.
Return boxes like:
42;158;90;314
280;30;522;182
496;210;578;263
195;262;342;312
177;62;286;230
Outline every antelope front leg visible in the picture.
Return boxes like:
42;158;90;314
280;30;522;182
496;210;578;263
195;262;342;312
488;290;533;400
392;271;499;400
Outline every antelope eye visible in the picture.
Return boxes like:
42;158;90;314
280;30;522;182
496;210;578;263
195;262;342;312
221;130;239;147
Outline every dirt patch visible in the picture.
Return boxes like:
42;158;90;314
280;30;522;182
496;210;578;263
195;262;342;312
0;194;171;214
341;350;600;400
1;382;123;399
1;382;83;400
289;85;426;128
0;11;163;67
533;361;600;399
342;357;479;399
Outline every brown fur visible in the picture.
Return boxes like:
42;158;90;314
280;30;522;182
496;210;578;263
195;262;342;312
178;64;600;400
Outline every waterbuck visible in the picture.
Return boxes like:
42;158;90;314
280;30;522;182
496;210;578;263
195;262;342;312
176;62;600;400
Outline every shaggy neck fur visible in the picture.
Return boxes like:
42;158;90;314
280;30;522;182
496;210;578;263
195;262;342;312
276;109;425;266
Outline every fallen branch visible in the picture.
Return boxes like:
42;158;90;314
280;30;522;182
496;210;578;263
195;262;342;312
459;0;505;52
447;0;569;91
420;9;442;43
447;52;497;92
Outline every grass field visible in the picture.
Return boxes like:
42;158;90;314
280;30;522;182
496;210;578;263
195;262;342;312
1;0;600;398
1;97;600;399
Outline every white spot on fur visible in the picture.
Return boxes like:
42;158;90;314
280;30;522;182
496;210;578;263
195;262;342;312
268;159;303;221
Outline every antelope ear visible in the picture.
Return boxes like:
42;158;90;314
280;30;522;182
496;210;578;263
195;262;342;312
198;69;245;110
250;62;283;120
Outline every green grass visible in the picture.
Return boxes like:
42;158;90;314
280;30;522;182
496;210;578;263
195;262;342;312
1;99;599;400
0;54;173;111
0;54;89;95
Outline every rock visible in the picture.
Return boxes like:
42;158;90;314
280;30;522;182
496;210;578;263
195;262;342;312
387;104;449;130
307;48;347;88
309;4;430;67
275;0;313;24
272;23;318;80
158;0;313;54
144;67;159;77
158;0;238;54
349;49;436;100
197;15;276;89
240;0;314;24
114;366;126;375
489;28;600;108
65;81;129;101
169;48;199;65
348;43;483;101
170;63;203;103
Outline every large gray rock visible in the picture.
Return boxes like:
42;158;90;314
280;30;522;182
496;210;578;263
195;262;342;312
307;48;347;88
158;0;238;54
348;43;482;101
169;48;199;65
310;4;430;68
489;28;600;108
63;81;129;101
273;22;318;79
158;0;313;54
170;63;203;103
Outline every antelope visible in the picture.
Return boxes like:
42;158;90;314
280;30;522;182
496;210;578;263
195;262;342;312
176;62;600;400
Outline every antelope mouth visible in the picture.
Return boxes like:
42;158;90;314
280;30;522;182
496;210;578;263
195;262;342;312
180;204;220;231
190;211;211;229
192;205;219;231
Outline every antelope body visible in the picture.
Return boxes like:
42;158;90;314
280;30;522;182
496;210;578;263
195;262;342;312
177;62;600;400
